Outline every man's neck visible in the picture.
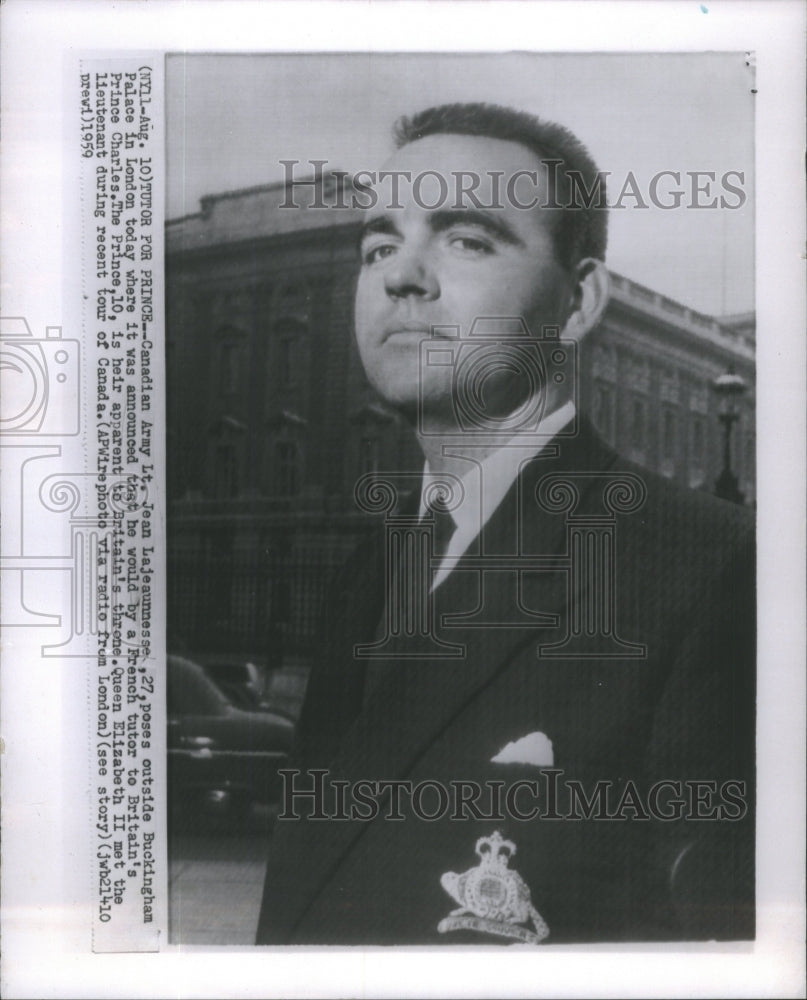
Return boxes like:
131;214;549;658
416;391;573;476
416;435;500;477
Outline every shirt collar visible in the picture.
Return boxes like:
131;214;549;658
419;399;576;590
419;399;576;528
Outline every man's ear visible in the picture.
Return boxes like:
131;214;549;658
562;258;610;344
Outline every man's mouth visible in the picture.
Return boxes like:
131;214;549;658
382;321;451;342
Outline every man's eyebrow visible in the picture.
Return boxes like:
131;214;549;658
356;208;526;255
358;215;401;250
429;208;525;247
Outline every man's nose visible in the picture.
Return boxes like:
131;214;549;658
383;247;440;301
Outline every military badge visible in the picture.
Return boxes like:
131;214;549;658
437;831;549;944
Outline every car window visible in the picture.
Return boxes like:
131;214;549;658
168;656;232;716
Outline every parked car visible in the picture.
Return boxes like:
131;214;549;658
193;653;311;720
194;655;268;712
258;661;310;720
167;654;295;823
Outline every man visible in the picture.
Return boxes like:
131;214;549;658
256;103;755;945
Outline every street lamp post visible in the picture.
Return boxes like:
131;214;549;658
711;370;747;505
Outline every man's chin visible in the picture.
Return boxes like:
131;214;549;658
388;396;420;426
365;367;452;423
368;386;456;432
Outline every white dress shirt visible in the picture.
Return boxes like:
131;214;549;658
419;400;576;590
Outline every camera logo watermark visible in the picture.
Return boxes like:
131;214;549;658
0;316;154;657
352;316;646;661
417;317;577;444
0;317;80;436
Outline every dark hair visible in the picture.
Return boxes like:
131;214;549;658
393;102;608;268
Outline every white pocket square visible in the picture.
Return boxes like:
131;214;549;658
491;731;554;767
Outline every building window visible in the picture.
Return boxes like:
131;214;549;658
215;444;237;498
273;316;307;389
358;436;379;477
279;337;295;387
692;418;704;463
275;441;299;497
219;343;242;396
593;382;614;443
689;416;705;487
658;408;677;478
630;397;646;455
744;432;755;479
662;409;677;460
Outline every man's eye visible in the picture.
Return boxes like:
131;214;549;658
450;235;493;255
362;244;397;266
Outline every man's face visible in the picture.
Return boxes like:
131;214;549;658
354;133;573;428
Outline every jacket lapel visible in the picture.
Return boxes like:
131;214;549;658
328;423;619;778
266;423;619;940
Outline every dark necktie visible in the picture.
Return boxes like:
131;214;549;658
428;500;457;564
361;494;457;705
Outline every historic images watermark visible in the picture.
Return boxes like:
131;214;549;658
278;160;748;212
278;769;750;823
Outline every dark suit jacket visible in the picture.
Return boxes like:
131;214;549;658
256;423;755;945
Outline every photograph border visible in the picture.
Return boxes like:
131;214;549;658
1;2;804;997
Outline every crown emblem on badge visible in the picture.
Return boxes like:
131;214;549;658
437;831;549;944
